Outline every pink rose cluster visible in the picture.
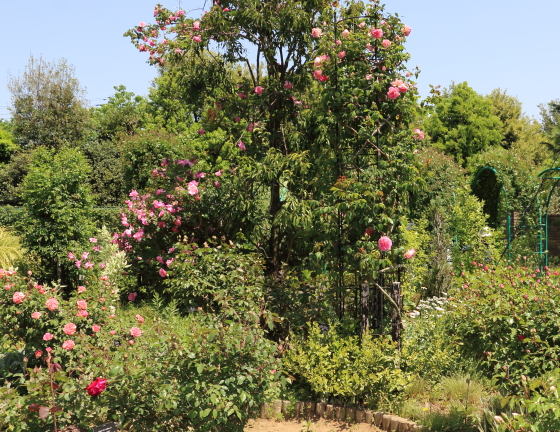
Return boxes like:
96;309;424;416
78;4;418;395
387;79;408;100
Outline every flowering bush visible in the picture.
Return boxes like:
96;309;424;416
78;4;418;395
449;261;560;393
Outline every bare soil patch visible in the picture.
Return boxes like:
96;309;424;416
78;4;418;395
245;418;383;432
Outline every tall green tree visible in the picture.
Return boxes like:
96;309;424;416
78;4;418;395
20;147;95;283
539;99;560;158
488;88;550;164
8;56;90;149
423;82;503;166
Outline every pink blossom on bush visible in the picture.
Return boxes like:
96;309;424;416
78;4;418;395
402;25;412;36
75;260;82;269
413;129;425;140
378;236;392;252
63;323;77;335
89;238;97;243
193;35;202;43
92;325;101;333
78;286;86;293
31;312;41;319
387;87;400;100
128;292;137;302
68;252;75;261
381;39;391;48
84;261;94;269
159;268;167;277
130;327;143;338
77;300;87;310
337;51;346;59
62;340;75;350
335;39;342;45
238;141;246;151
193;20;200;30
254;86;264;95
76;310;89;318
136;314;145;323
238;92;246;99
311;27;322;37
45;297;59;311
370;28;383;39
12;291;25;304
342;29;350;38
284;81;293;90
404;248;416;259
110;330;116;335
187;180;199;195
43;333;54;341
313;69;323;80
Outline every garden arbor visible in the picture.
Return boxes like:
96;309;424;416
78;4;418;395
471;166;511;258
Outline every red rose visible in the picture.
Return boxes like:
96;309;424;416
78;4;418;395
85;378;107;397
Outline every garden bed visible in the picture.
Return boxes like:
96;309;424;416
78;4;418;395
245;419;382;432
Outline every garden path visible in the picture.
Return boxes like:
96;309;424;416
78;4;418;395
245;419;382;432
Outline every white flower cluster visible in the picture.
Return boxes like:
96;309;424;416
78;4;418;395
409;295;449;319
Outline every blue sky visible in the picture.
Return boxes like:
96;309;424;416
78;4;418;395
1;0;557;121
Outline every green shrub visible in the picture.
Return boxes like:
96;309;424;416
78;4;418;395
283;322;409;406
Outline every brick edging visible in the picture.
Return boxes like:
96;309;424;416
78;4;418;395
260;400;425;431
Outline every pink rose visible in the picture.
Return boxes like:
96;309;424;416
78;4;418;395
198;128;205;135
62;340;75;350
78;286;86;294
193;35;202;43
335;39;342;45
237;141;246;151
82;252;89;260
404;248;416;259
75;260;82;269
31;312;42;319
110;330;116;335
130;327;143;338
387;86;401;100
77;300;87;310
45;297;59;311
311;27;322;38
337;51;346;59
84;261;94;269
378;236;392;252
76;310;89;318
402;25;412;36
86;378;107;397
136;314;145;323
254;86;264;95
159;268;167;277
214;170;222;177
382;39;391;48
12;291;25;304
238;92;246;99
139;21;146;28
370;28;383;39
187;180;199;195
128;292;137;302
284;81;293;90
342;29;350;38
89;238;97;243
92;325;101;333
43;333;54;341
313;69;323;80
63;323;77;335
193;20;201;30
413;129;425;140
68;252;75;261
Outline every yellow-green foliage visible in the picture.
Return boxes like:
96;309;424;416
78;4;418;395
284;323;410;406
0;227;23;269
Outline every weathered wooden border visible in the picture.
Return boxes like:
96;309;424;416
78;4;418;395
260;400;425;431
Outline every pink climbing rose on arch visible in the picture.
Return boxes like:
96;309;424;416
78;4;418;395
387;87;401;100
378;236;392;252
311;27;322;38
